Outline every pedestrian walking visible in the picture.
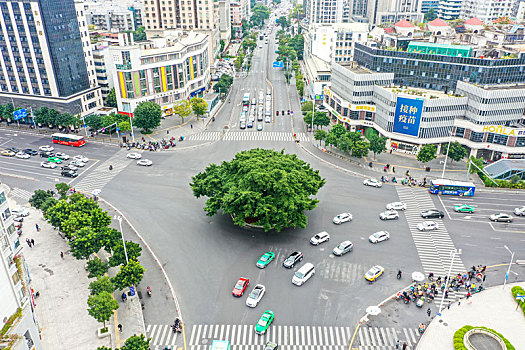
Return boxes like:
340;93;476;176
31;238;35;246
390;149;393;154
445;291;449;299
392;166;395;173
26;239;31;247
118;324;122;332
402;342;408;350
458;300;461;307
121;292;127;302
447;301;451;309
395;339;400;349
60;252;64;259
190;124;193;129
35;224;40;231
427;308;431;317
466;292;471;300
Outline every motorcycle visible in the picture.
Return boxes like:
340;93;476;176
147;286;152;297
171;319;182;333
418;324;426;334
416;296;425;308
404;296;411;304
397;270;402;279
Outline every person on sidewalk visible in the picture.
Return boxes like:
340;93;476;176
427;308;431;317
121;292;127;302
395;339;400;349
31;238;35;246
26;238;31;247
60;252;64;259
118;324;122;332
35;224;40;232
402;342;408;350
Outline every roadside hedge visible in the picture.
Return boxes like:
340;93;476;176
453;325;515;350
511;286;525;316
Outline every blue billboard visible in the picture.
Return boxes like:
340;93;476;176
13;108;27;121
392;97;423;137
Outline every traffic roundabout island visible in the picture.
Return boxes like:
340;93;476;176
453;326;515;350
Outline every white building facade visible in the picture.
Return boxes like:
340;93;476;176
304;0;346;24
366;0;424;26
460;0;515;23
437;0;463;20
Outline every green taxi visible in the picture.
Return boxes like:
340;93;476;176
255;310;274;335
453;204;475;213
256;251;275;269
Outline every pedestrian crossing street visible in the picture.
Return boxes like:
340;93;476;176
396;187;466;278
146;324;179;349
9;187;33;201
73;150;133;193
186;131;309;142
357;327;421;349
186;324;353;350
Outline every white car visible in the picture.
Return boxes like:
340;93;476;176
333;240;353;256
369;231;390;243
243;106;249;112
40;161;57;169
39;145;54;152
11;206;30;217
137;159;153;166
55;152;70;160
386;202;407;211
127;153;142;159
73;155;89;163
70;160;85;167
363;178;382;188
514;206;525;216
333;213;352;224
15;152;30;159
310;231;330;245
246;284;266;308
379;210;399;220
417;221;439;231
265;116;271;123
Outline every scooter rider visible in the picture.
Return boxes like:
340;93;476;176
397;270;402;279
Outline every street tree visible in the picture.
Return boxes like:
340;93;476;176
120;334;151;350
173;100;192;123
369;135;387;159
84;114;104;131
112;260;146;290
90;207;112;233
61;211;92;239
69;227;104;260
351;139;370;158
337;134;352;154
190;148;326;232
87;291;119;329
105;88;117;108
40;197;58;214
329;124;347;140
109;241;142;267
118;121;131;132
190;98;208;118
417;144;438;164
250;5;270;27
89;276;115;296
44;199;72;231
444;141;468;162
133;101;161;133
86;257;109;278
314;129;327;145
278;16;289;28
100;227;125;253
29;190;53;210
301;101;313;114
314;112;330;129
55;183;70;199
467;156;484;174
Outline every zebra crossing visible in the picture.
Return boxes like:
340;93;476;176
187;324;352;350
145;324;179;349
396;187;466;287
357;327;420;349
73;150;133;193
9;187;32;201
186;131;309;142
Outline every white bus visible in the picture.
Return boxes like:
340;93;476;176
242;93;250;106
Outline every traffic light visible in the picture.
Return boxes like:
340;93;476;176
276;111;279;116
287;110;290;115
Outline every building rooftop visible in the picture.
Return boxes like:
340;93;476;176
305;55;331;75
390;86;461;99
395;19;415;28
464;17;484;26
485;159;525;178
428;18;449;27
337;62;374;74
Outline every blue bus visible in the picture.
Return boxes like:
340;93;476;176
211;340;230;350
429;179;475;197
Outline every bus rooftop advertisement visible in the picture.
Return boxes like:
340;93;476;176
393;96;424;137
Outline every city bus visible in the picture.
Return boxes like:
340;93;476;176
51;133;86;147
242;93;250;106
210;340;230;350
429;179;475;197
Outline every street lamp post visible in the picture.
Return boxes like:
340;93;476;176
438;248;462;317
503;245;515;289
114;215;129;265
441;128;453;178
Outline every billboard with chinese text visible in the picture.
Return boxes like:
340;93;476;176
392;97;424;137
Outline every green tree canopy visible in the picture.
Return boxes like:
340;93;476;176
190;148;326;232
84;114;104;131
369;135;387;159
190;98;208;117
278;16;289;28
417;144;438;164
133;101;162;132
69;227;104;260
173;100;192;123
301;101;314;113
120;334;151;350
314;129;327;142
109;241;142;267
86;257;109;278
250;5;270;27
87;291;119;328
55;183;70;199
444;141;468;162
112;260;146;290
105;88;117;108
29;190;53;210
89;276;115;296
424;8;437;21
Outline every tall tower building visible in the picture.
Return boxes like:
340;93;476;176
437;0;463;20
366;0;423;25
460;0;515;23
304;0;346;24
0;0;102;117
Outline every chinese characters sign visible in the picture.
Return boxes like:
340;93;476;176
393;97;424;137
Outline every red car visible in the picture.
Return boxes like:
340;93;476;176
232;277;250;297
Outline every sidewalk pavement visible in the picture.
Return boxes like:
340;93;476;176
417;283;525;350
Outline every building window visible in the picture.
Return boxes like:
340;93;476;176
470;131;483;142
455;127;465;138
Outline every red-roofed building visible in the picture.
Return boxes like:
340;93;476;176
464;17;484;33
395;19;416;36
427;18;451;35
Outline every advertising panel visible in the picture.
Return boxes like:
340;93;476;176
392;97;424;137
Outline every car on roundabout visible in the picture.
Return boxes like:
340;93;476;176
23;149;38;156
62;165;78;171
514;206;525;216
265;116;271;123
137;159;153;166
73;155;89;163
364;265;385;282
246;284;266;307
61;170;78;178
40;161;57;169
7;147;20;153
40;150;54;158
489;213;513;222
47;156;63;163
379;210;399;220
310;231;330;245
283;251;303;268
420;209;444;219
333;212;352;224
256;251;275;269
386;201;407;210
55;152;70;160
127;152;142;159
15;152;30;159
240;121;246;129
254;310;274;335
1;150;15;157
39;145;54;152
454;204;475;213
417;221;439;231
333;240;353;256
247;121;254;128
363;178;382;188
70;160;85;167
369;231;390;243
232;277;249;297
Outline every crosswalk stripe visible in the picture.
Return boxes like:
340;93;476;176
9;187;33;201
73;150;131;193
186;131;309;142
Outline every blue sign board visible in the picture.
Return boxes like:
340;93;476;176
314;95;324;100
273;61;284;68
392;97;423;137
13;109;27;121
129;286;135;296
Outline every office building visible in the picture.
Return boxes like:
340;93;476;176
218;0;232;45
0;187;43;350
110;31;210;115
514;0;525;21
304;0;346;24
422;0;440;13
366;0;424;26
460;0;515;23
437;0;463;20
93;45;116;100
0;0;102;117
230;0;250;38
324;62;525;160
82;2;141;32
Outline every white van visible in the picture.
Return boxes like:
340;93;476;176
292;263;315;286
251;98;257;105
11;206;30;217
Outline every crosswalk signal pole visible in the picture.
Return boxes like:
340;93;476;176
438;248;461;317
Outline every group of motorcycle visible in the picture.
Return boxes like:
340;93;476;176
396;281;439;309
119;136;184;151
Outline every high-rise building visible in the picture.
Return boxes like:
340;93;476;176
422;0;440;13
0;0;102;117
218;0;231;45
437;0;463;20
366;0;424;26
230;0;250;38
304;0;346;24
460;0;515;23
514;0;525;22
0;187;43;350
